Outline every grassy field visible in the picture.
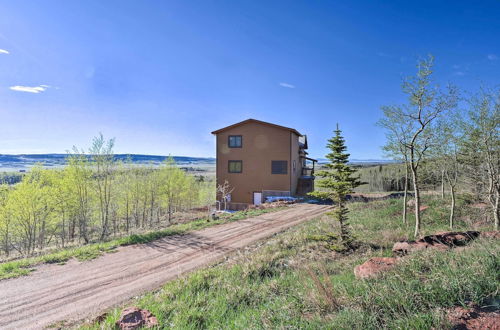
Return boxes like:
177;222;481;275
83;195;498;329
0;207;284;280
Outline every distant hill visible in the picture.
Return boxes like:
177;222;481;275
1;153;395;172
0;154;215;172
316;158;397;165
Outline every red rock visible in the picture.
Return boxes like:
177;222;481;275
393;231;482;256
481;231;500;239
354;257;398;279
116;307;158;330
423;231;479;246
392;241;413;255
419;205;429;212
392;240;445;256
447;306;500;330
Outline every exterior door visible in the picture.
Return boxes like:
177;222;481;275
253;192;262;205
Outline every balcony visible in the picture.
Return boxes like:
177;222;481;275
300;157;317;177
301;167;315;176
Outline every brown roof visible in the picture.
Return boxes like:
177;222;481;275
211;118;302;136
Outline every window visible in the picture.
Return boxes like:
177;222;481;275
228;135;242;148
228;160;242;173
271;160;288;174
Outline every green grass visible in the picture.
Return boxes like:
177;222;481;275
0;207;285;280
83;195;499;329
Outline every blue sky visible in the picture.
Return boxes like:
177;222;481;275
0;1;499;159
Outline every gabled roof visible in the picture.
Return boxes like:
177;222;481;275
211;119;302;136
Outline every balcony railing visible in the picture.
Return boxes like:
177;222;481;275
300;156;317;177
301;167;315;176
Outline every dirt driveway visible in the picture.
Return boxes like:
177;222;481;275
0;203;330;329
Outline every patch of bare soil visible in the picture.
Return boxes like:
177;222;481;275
0;203;330;330
448;304;500;330
470;202;489;209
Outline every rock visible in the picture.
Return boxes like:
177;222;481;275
447;306;500;330
419;205;429;212
116;307;158;330
95;312;108;323
392;231;481;256
424;231;480;246
481;231;500;239
392;240;446;256
354;257;398;279
392;241;413;256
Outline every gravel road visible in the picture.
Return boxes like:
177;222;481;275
0;203;330;329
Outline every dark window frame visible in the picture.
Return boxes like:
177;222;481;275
228;135;242;148
228;160;243;173
271;160;288;175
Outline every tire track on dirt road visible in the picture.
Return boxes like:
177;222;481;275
0;203;330;329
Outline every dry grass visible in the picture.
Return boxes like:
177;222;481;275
82;195;498;329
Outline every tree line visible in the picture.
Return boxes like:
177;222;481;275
378;55;499;236
0;134;213;258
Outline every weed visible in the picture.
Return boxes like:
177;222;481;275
82;195;498;329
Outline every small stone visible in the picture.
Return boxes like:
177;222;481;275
115;307;158;330
354;257;398;279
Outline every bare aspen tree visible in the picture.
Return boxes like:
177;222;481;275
217;180;234;211
434;116;462;229
379;55;458;237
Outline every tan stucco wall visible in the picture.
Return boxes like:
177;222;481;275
215;122;296;204
290;133;302;195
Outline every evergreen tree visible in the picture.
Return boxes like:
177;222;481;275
310;124;363;249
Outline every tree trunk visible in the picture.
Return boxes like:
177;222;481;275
441;169;445;199
411;165;421;237
149;194;155;227
449;185;455;229
80;215;89;244
61;210;65;248
402;162;409;224
125;199;130;233
3;228;9;257
494;190;499;230
168;203;172;223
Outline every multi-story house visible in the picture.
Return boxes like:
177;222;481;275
211;119;316;209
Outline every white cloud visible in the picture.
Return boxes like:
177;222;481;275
487;54;498;60
279;82;295;89
454;71;465;76
9;85;50;93
0;49;9;54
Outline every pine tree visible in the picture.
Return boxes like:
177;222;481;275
310;124;363;249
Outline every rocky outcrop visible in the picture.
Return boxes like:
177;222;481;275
356;231;498;280
116;307;158;330
481;231;500;239
354;257;398;279
392;231;480;256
